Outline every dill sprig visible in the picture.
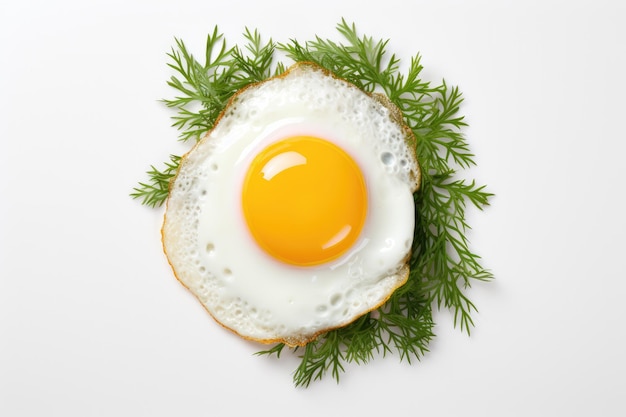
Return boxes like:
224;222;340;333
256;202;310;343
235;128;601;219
130;154;181;208
131;19;492;387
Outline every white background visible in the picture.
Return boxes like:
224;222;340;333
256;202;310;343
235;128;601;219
1;0;625;416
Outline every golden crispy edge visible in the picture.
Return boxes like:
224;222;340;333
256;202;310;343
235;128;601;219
161;61;420;347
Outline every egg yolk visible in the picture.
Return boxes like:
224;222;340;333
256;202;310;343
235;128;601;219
242;136;368;266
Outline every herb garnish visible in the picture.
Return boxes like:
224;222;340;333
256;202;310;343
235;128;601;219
132;19;492;387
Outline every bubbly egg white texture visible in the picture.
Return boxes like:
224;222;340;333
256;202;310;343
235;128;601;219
162;63;420;346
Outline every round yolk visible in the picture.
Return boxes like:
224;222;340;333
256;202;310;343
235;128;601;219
242;136;368;266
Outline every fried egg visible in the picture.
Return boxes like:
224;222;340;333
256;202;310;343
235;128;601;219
162;62;420;346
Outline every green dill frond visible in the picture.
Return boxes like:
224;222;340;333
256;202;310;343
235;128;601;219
293;331;346;387
232;28;277;82
413;169;493;333
130;154;181;207
279;19;401;94
133;20;492;387
163;28;238;143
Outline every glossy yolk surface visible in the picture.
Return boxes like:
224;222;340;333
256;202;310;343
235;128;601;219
242;136;367;266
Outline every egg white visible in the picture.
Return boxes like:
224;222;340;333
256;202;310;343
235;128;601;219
162;63;419;346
